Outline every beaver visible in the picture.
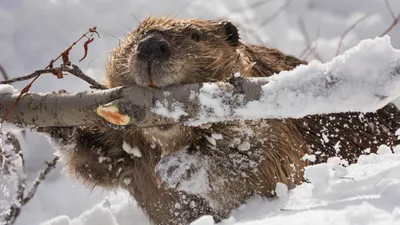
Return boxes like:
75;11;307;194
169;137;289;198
45;17;400;224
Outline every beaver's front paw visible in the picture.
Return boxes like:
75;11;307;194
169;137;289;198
155;150;211;195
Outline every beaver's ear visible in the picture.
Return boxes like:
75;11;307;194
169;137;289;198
222;21;240;47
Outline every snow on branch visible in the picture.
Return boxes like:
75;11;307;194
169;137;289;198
1;36;400;129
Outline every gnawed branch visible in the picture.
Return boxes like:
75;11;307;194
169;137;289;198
1;37;399;129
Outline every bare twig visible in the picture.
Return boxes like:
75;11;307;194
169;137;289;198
380;0;400;37
22;156;59;204
0;64;9;81
3;156;59;225
260;0;294;27
297;18;323;61
336;14;371;56
1;131;25;225
385;0;397;20
0;27;99;125
230;0;274;14
0;65;106;90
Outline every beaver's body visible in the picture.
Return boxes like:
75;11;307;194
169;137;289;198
49;17;400;224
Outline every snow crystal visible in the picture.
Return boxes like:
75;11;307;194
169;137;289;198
211;133;223;140
396;128;400;139
333;141;341;153
123;177;131;186
152;100;188;121
302;153;316;163
205;135;216;146
237;141;250;151
122;141;142;158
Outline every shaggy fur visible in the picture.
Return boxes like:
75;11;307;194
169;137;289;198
47;17;400;225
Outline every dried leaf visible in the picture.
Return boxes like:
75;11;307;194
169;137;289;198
89;26;100;38
62;49;71;66
55;70;63;79
79;37;95;62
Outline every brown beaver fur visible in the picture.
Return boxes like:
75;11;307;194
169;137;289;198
47;17;400;225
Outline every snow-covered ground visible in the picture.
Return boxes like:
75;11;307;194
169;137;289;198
1;0;400;225
41;145;400;225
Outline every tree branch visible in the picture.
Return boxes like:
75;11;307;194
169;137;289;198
0;37;399;129
0;64;9;81
0;65;106;90
380;0;400;37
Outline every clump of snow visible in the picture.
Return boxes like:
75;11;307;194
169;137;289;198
242;36;400;119
274;182;288;199
377;145;392;155
123;177;131;186
152;100;188;121
302;154;316;163
0;85;17;94
155;149;210;197
122;141;142;158
211;133;223;140
191;215;215;225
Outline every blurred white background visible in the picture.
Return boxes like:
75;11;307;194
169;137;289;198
0;0;399;224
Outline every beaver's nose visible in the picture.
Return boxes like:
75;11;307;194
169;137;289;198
137;35;171;60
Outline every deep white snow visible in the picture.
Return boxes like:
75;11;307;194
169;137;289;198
40;144;400;225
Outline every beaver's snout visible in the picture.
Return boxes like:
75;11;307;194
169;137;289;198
137;34;171;61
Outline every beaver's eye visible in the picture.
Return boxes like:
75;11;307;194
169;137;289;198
191;31;201;42
223;21;239;46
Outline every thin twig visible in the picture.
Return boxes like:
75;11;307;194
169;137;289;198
230;0;274;14
0;64;9;81
1;131;25;225
0;69;58;85
22;156;59;204
259;0;294;27
0;65;106;90
297;18;323;61
0;27;99;125
385;0;397;20
336;14;371;56
380;0;400;37
3;156;59;225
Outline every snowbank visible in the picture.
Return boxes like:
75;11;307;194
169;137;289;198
40;144;400;225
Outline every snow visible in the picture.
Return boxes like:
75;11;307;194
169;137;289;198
1;0;400;225
36;146;400;225
155;149;211;197
156;36;400;126
0;85;17;94
121;141;142;158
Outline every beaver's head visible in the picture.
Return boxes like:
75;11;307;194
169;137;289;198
106;16;242;88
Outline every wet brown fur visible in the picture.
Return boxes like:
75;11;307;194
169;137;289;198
50;17;400;224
